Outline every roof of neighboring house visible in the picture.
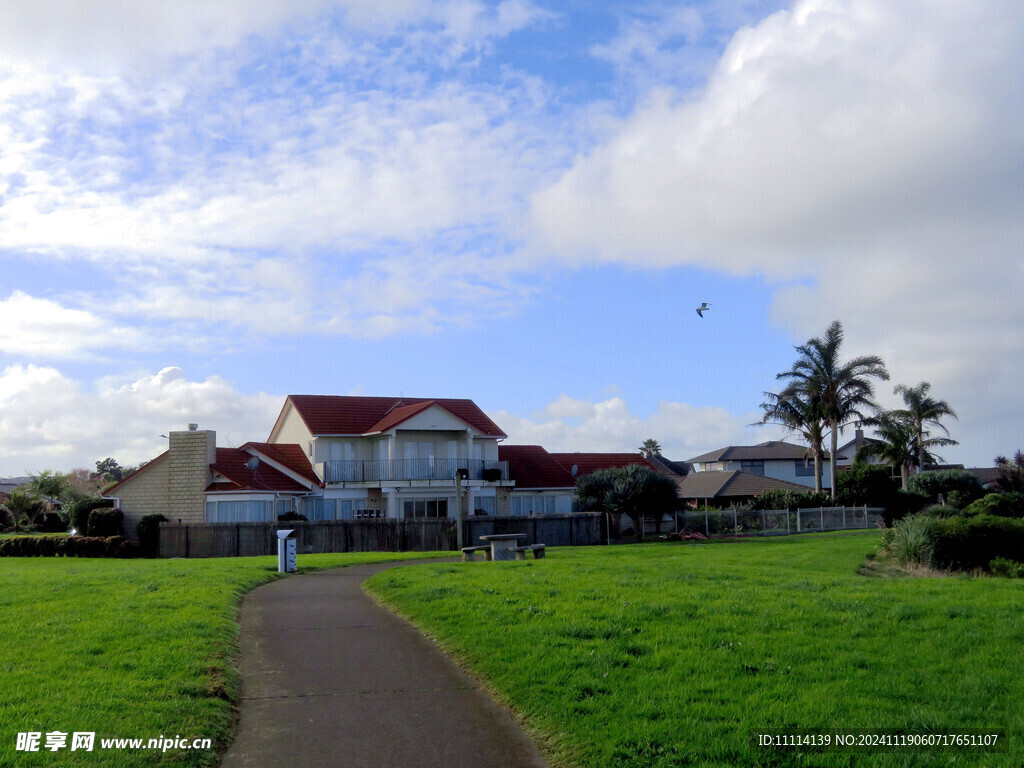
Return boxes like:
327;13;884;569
675;470;810;499
207;449;310;493
644;454;691;476
101;452;169;496
548;452;657;478
0;477;31;495
241;442;320;486
499;445;576;489
278;395;507;437
965;467;1003;487
688;441;844;463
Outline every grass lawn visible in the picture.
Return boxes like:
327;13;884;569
0;551;446;767
367;533;1024;768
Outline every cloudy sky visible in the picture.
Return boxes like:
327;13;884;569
1;0;1021;476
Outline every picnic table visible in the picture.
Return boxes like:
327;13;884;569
478;533;526;561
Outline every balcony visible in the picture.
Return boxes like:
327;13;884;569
324;458;510;484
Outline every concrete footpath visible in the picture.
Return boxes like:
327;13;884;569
220;560;549;768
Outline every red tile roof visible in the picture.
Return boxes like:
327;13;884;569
278;396;506;437
549;452;657;479
208;448;310;493
241;442;320;486
499;445;576;489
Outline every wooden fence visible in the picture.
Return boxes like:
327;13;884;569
157;513;604;558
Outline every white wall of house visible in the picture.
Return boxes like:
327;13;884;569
704;459;831;490
270;404;315;458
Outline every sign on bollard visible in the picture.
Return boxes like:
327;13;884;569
276;529;297;573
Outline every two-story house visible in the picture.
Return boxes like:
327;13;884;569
265;395;514;520
687;441;841;491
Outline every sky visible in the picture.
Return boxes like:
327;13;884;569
1;0;1022;476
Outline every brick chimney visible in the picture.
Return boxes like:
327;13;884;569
168;428;216;523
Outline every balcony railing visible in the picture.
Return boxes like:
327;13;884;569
324;458;510;484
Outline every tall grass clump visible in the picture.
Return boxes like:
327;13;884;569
884;514;938;566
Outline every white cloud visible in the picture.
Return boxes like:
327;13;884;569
0;291;145;358
0;365;281;475
528;0;1024;465
490;394;786;458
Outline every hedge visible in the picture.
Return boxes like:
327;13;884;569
906;469;984;506
87;508;124;538
136;514;168;558
932;515;1024;570
0;535;140;558
64;497;114;533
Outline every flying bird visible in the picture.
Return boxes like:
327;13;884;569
696;302;711;318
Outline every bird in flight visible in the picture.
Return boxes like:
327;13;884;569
696;302;711;318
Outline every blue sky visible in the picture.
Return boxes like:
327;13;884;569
1;0;1022;475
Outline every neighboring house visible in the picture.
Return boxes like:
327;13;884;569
498;445;576;515
835;428;901;479
675;470;811;508
687;441;840;490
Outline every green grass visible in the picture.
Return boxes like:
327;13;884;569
0;551;445;767
367;533;1024;768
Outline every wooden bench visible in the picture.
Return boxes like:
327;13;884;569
514;544;546;560
461;545;493;562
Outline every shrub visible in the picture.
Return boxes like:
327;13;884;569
136;514;168;557
886;514;939;566
932;515;1024;570
0;508;14;531
66;497;114;533
989;557;1024;578
277;512;308;522
751;489;832;511
33;511;67;533
961;493;1024;519
87;508;124;538
907;470;984;506
918;504;960;519
835;464;900;508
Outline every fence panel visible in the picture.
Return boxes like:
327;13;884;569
672;506;885;539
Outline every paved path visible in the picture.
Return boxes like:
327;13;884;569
221;560;549;768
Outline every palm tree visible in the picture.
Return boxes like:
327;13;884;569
994;451;1024;492
858;411;953;490
777;321;889;500
891;382;958;474
638;439;663;458
756;388;827;493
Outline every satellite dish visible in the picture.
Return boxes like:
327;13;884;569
571;464;578;478
245;457;260;471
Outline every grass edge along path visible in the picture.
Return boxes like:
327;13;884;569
366;533;1024;768
0;551;446;768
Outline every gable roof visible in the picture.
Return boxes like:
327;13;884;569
688;441;843;463
240;442;320;486
675;470;810;499
499;445;576;489
549;452;657;478
208;449;310;493
276;396;506;438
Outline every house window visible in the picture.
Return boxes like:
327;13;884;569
206;500;271;522
794;460;815;477
301;498;337;521
473;496;495;516
402;498;450;519
740;460;764;476
338;499;369;519
510;495;557;516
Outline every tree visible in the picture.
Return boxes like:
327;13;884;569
891;382;958;475
2;489;45;525
756;388;826;493
856;411;952;490
638;439;663;458
27;470;71;501
777;320;889;500
92;458;130;485
994;451;1024;493
576;465;679;539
